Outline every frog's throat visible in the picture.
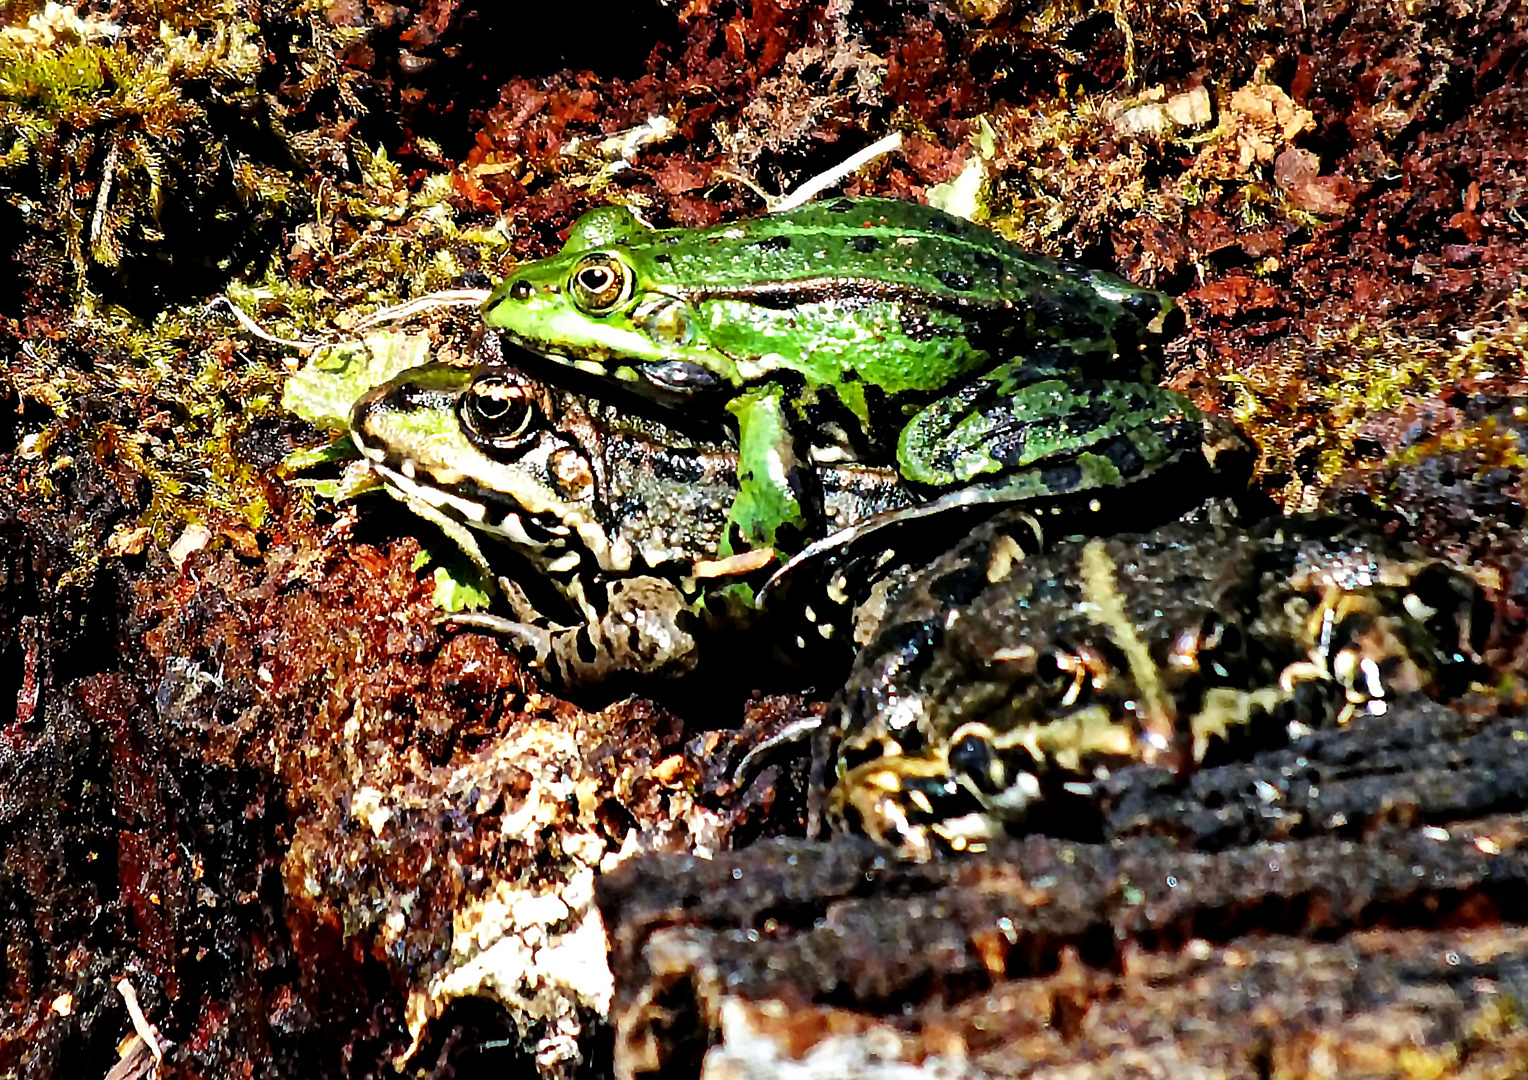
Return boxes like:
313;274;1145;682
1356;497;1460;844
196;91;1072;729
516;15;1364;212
495;327;667;383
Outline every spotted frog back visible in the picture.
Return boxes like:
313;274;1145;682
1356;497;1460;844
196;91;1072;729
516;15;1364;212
825;513;1490;858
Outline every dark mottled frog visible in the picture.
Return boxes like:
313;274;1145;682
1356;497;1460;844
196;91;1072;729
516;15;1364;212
825;513;1489;858
349;362;915;686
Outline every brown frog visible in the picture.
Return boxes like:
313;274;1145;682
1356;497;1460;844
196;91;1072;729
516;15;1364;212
824;513;1490;858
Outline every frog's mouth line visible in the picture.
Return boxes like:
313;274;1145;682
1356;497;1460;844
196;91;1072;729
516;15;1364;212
367;456;573;556
493;330;615;380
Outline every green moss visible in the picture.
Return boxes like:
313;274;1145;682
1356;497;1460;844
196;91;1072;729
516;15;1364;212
0;42;109;118
0;8;275;280
1216;314;1528;510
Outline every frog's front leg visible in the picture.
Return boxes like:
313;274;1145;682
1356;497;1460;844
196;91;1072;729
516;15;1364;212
897;369;1203;499
723;383;813;555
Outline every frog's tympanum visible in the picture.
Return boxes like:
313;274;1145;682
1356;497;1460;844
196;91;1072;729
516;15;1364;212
481;197;1194;555
349;362;915;686
826;513;1488;858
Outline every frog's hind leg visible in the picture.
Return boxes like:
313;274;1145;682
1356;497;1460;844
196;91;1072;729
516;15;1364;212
898;371;1201;490
896;375;1241;528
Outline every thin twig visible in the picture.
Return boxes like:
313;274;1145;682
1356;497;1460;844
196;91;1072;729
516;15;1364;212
90;139;120;260
115;978;163;1062
209;289;491;360
711;168;777;206
346;289;489;331
205;295;326;353
770;131;904;213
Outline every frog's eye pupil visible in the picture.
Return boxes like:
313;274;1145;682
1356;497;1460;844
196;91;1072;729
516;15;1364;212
476;395;510;420
569;255;631;314
577;266;612;292
460;375;537;449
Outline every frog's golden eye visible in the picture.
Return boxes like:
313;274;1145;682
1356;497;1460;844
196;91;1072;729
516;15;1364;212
459;374;539;450
568;254;633;315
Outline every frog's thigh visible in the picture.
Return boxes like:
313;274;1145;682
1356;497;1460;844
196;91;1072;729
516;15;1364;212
725;384;808;552
897;374;1198;489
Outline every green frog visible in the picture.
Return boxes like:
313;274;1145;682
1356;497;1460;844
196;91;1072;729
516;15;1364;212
824;512;1488;859
481;197;1191;555
348;361;917;686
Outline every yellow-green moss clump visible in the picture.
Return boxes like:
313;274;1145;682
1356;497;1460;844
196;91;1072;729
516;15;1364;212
0;0;511;586
0;3;274;285
1215;313;1528;512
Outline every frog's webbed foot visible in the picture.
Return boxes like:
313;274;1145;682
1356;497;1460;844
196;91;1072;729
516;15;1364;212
824;721;1036;859
824;715;1123;857
1277;561;1489;723
826;752;1004;860
445;576;699;687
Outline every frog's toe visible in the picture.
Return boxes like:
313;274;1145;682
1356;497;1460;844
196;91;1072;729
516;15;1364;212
828;723;1105;855
444;611;589;685
443;611;555;661
829;754;1001;859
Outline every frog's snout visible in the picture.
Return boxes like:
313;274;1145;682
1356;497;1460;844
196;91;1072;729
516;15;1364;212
348;384;390;461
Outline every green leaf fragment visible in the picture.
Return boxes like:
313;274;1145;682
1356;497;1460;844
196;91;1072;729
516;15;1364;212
431;565;492;613
281;330;436;493
414;533;493;611
282;439;359;472
279;330;496;615
927;116;996;222
280;330;432;432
